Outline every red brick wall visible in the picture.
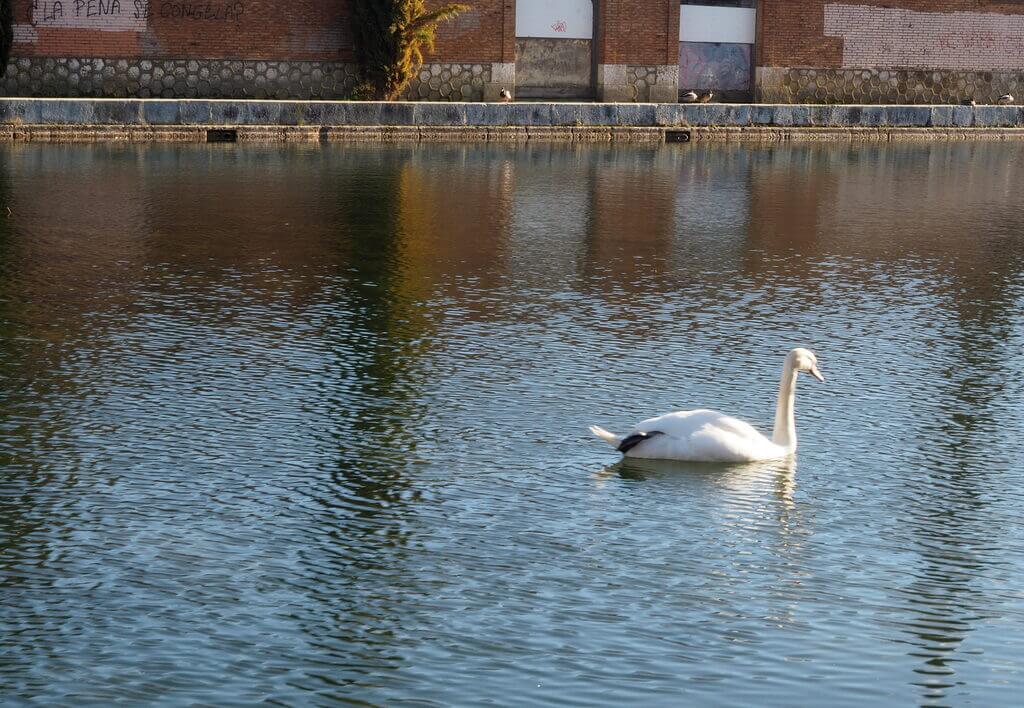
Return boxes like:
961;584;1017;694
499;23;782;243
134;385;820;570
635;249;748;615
598;0;678;65
12;0;511;63
758;0;1024;68
14;1;352;59
21;1;1024;75
432;0;513;63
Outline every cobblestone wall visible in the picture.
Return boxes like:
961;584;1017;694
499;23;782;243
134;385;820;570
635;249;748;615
758;67;1022;105
0;59;492;101
403;64;491;101
0;57;360;99
625;65;678;102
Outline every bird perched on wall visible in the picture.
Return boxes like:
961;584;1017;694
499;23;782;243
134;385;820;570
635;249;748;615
998;94;1015;105
498;88;512;103
681;90;698;103
960;98;976;106
698;90;714;103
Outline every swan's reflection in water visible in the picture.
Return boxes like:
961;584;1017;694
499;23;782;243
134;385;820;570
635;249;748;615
592;455;804;565
590;455;810;642
594;455;797;506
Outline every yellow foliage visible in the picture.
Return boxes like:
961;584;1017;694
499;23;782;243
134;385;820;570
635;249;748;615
353;1;470;100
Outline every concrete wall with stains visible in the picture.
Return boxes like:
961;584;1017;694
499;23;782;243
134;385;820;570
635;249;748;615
515;39;591;98
514;0;592;98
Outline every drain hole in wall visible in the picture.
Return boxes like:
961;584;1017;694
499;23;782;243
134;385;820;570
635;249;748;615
207;129;238;143
665;130;691;144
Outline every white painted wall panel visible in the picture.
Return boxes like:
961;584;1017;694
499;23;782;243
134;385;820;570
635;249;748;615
516;0;593;40
679;6;756;44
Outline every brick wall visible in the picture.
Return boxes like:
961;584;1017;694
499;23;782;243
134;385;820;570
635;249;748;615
759;0;1024;70
15;1;352;60
5;1;688;101
12;1;511;63
4;0;512;100
757;0;1024;103
597;0;678;65
432;1;513;63
10;0;1024;104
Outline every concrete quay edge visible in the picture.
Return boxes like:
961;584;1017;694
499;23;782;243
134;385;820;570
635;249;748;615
4;124;1024;143
0;99;1022;131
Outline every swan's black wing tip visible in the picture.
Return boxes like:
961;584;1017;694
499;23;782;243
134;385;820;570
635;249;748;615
617;431;663;453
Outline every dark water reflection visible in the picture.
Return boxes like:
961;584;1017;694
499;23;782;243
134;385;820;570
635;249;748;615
2;141;1024;705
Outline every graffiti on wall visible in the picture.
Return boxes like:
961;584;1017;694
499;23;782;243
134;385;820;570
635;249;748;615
31;1;245;31
825;3;1024;70
515;0;591;40
146;2;245;20
33;0;147;29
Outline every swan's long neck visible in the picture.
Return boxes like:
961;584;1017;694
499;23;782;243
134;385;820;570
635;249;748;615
772;359;799;451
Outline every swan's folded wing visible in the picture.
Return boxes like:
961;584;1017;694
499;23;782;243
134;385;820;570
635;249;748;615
704;414;765;439
634;409;727;438
632;410;778;462
688;426;772;462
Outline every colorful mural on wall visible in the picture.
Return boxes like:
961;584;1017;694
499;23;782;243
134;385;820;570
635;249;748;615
678;4;755;96
679;42;751;92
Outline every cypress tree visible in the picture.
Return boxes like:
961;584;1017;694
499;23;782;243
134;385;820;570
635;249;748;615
352;0;468;100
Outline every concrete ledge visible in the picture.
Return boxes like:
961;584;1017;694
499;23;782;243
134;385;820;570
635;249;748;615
5;123;1024;143
688;127;1024;142
2;99;1024;131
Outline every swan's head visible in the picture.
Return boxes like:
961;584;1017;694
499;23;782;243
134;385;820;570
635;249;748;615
788;348;825;382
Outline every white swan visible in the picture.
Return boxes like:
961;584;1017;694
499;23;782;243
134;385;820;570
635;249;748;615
589;348;824;463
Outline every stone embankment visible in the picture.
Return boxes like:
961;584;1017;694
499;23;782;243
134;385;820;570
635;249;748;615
1;99;1022;142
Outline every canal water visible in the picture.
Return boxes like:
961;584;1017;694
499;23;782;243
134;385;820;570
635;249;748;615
1;141;1023;705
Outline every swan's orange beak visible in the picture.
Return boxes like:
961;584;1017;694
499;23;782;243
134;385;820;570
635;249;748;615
810;365;825;382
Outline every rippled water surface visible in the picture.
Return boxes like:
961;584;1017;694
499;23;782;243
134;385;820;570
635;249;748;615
2;141;1024;705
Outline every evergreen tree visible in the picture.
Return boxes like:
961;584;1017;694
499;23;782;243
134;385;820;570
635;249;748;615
352;0;468;100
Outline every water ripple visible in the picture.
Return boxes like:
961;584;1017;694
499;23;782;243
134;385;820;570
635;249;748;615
1;141;1024;705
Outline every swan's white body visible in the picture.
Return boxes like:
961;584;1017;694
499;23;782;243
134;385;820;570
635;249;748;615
596;409;787;462
589;348;823;463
